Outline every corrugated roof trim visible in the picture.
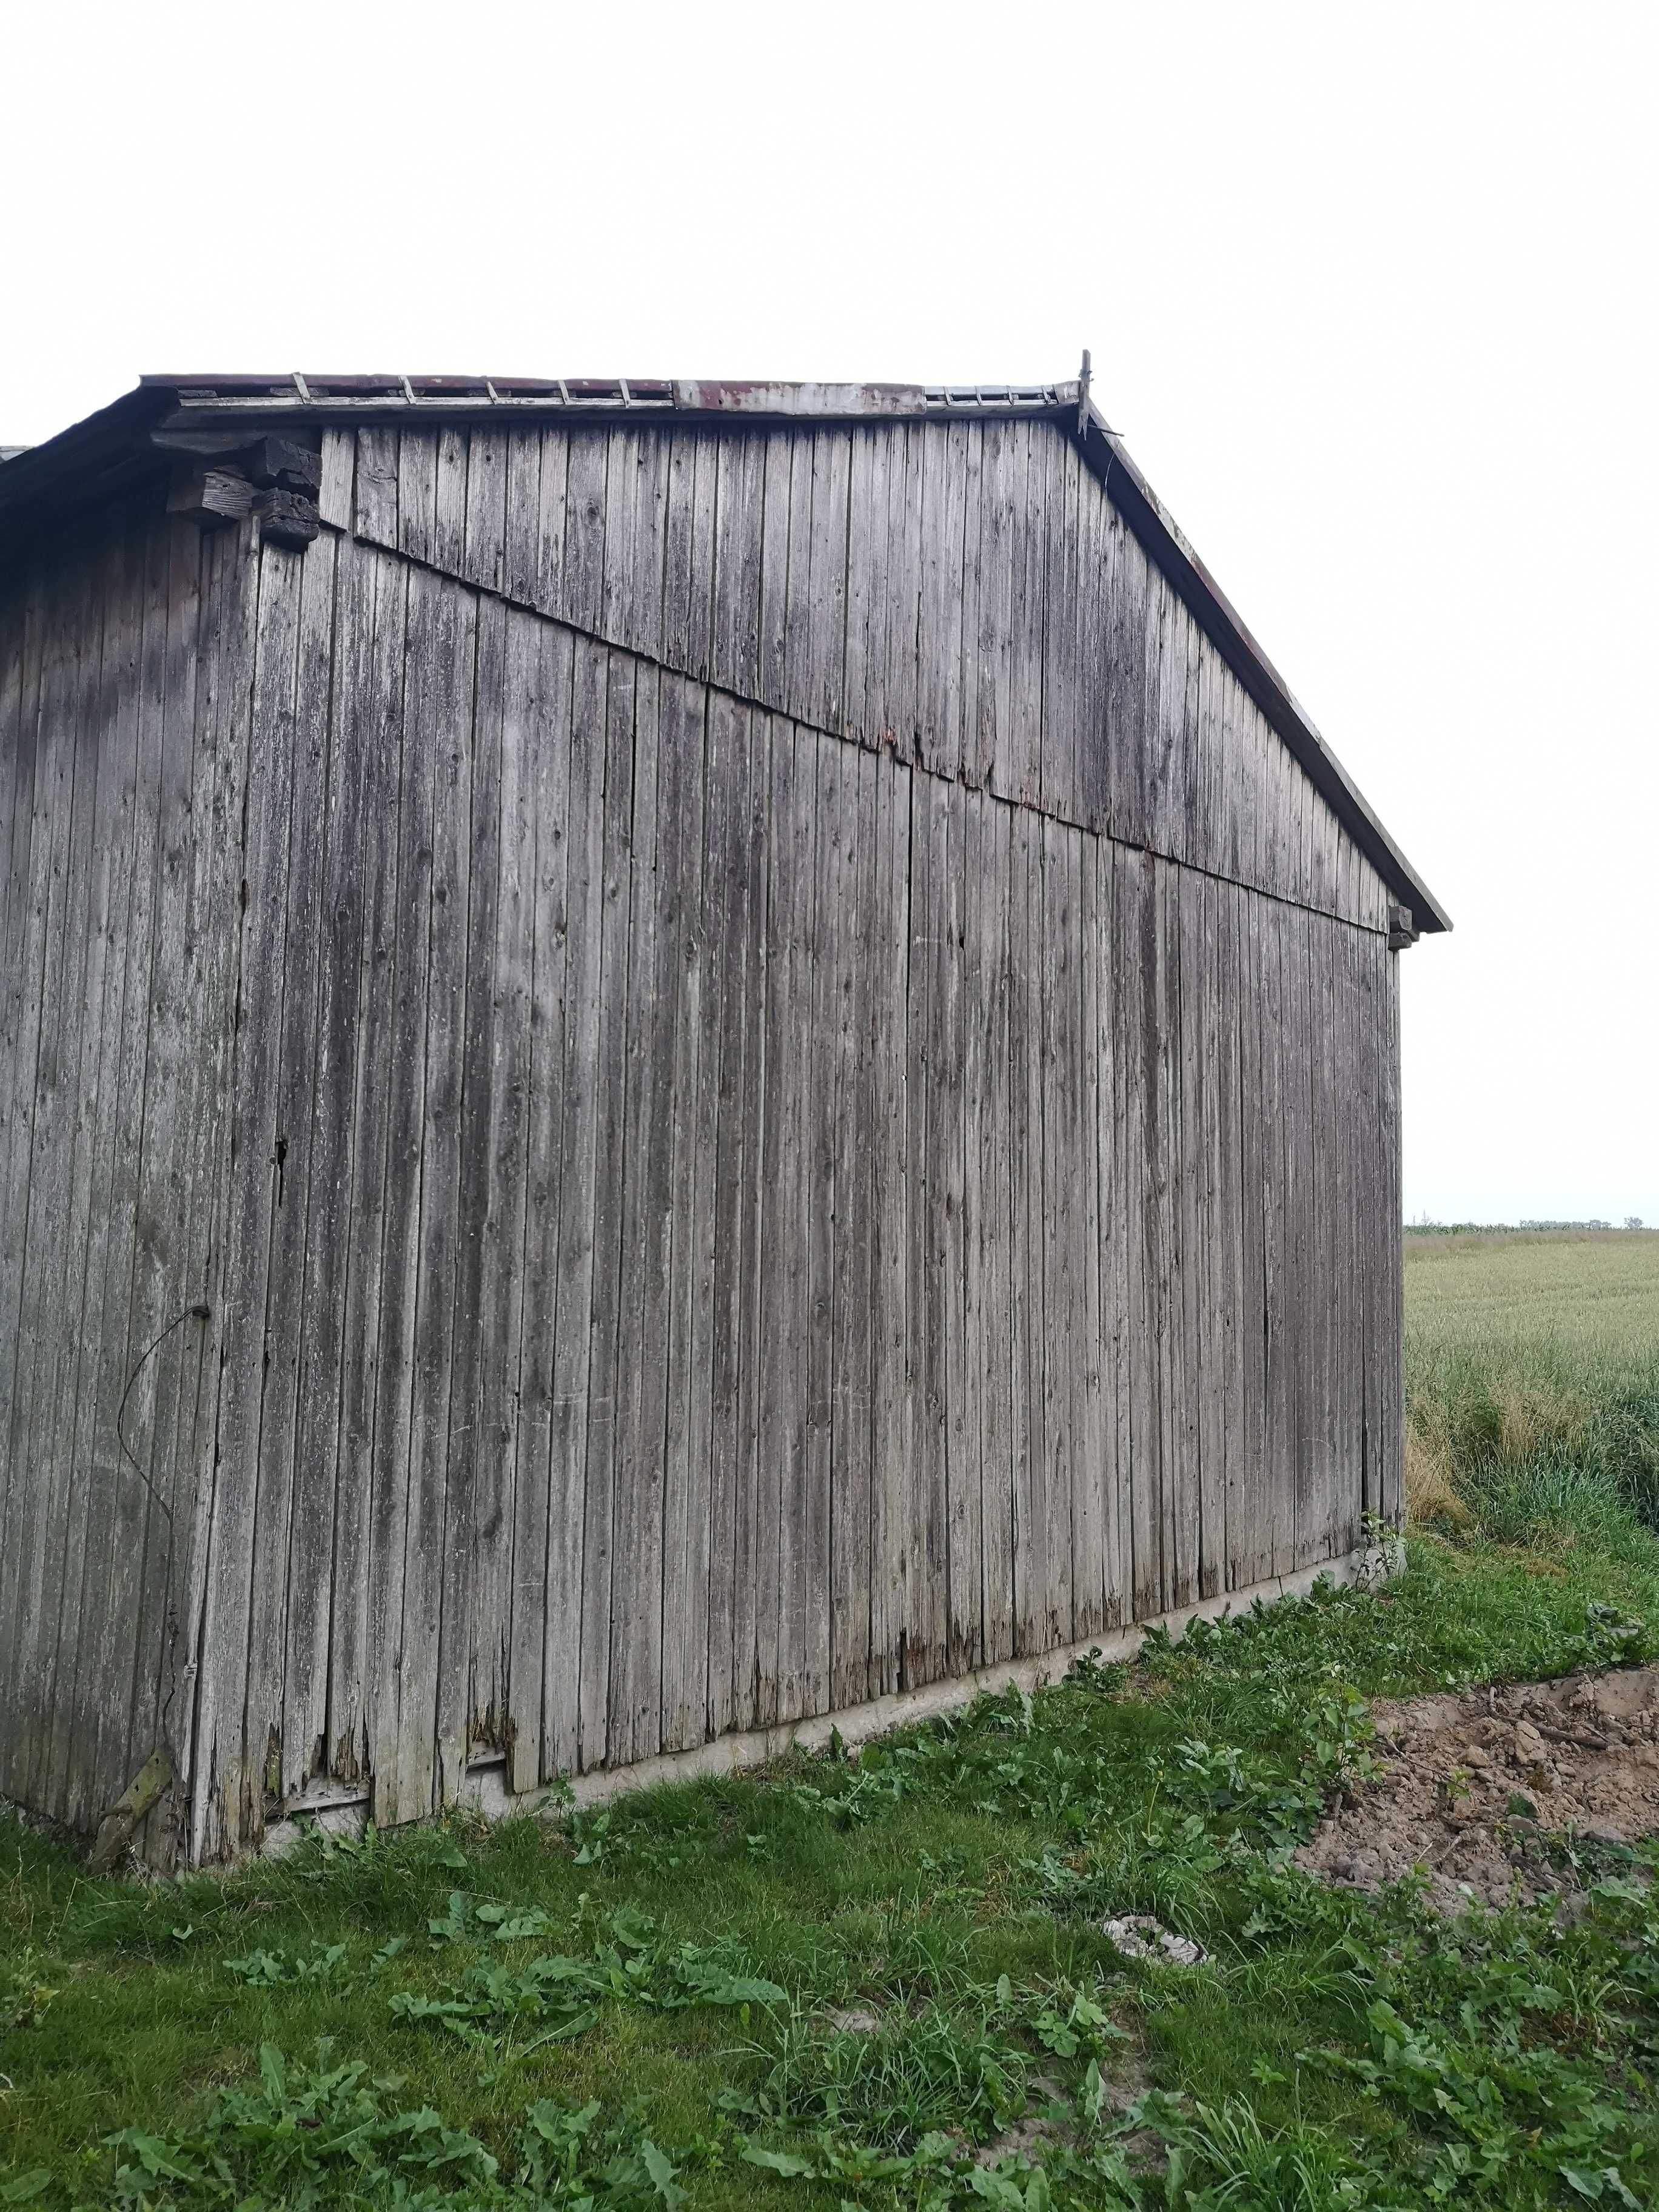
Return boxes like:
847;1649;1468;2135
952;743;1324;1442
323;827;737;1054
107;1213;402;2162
139;372;1074;420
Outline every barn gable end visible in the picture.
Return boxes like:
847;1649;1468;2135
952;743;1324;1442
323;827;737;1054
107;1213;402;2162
337;414;1400;937
0;376;1435;1867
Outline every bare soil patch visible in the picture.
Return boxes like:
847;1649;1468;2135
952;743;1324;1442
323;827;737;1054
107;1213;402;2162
1295;1666;1659;1915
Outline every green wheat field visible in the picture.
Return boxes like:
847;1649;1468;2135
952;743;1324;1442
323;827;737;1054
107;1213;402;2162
4;1230;1658;2210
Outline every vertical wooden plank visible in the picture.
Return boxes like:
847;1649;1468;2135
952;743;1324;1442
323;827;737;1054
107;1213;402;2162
52;532;142;1831
985;421;1023;805
1215;879;1246;1594
1118;846;1158;1621
904;773;945;1683
974;796;1015;1663
1198;870;1228;1598
126;521;215;1824
517;622;582;1785
354;426;398;547
576;651;637;1768
244;529;337;1811
954;424;984;786
1010;421;1047;813
660;678;714;1752
433;428;469;581
1262;897;1296;1580
1077;471;1113;836
1290;903;1316;1569
533;427;571;618
841;426;880;746
756;435;793;714
600;426;642;656
34;545;115;1822
2;566;58;1791
1174;865;1204;1607
396;570;475;1812
1005;805;1043;1652
500;427;544;608
956;788;988;1674
318;428;355;532
191;528;301;1855
359;552;441;1830
463;427;509;596
1382;940;1404;1529
882;426;922;763
828;742;876;1708
683;435;720;685
866;749;910;1695
804;429;851;736
1074;831;1107;1638
802;732;837;1716
495;614;563;1788
1234;885;1269;1589
754;715;806;1722
916;423;963;782
286;533;369;1792
777;435;814;732
737;706;776;1732
434;589;506;1798
175;525;261;1862
325;548;407;1791
0;587;40;1758
1044;429;1083;827
608;665;668;1767
971;422;1007;796
703;694;760;1740
1096;836;1131;1626
561;431;609;637
1039;817;1077;1647
153;522;258;1867
10;554;98;1812
939;776;974;1673
462;595;536;1777
711;432;765;701
397;429;437;568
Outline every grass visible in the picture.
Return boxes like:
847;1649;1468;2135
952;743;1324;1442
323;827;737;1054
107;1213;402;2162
3;1230;1658;2208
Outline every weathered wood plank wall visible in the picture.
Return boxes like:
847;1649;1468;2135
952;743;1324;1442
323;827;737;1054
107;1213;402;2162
0;412;1406;1864
0;505;252;1857
344;417;1392;935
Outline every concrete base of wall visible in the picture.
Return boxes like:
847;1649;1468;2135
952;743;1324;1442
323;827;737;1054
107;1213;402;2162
258;1538;1399;1861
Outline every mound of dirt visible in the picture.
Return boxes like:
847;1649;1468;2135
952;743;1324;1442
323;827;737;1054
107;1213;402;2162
1295;1667;1659;1915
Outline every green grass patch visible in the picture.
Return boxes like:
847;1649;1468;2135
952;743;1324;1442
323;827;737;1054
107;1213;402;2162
4;1235;1659;2207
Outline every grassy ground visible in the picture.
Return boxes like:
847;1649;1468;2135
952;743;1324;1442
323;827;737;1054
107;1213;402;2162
4;1234;1659;2210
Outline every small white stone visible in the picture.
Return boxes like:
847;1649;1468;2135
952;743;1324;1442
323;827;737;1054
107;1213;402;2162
1104;1914;1207;1967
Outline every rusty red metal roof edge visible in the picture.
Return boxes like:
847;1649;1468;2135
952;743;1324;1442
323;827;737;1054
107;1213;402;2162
5;372;1447;933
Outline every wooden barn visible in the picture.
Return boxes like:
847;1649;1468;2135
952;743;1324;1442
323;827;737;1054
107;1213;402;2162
0;370;1447;1869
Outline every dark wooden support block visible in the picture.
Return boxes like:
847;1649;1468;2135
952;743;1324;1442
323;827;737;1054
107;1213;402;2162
167;463;255;528
243;435;323;492
1386;902;1418;951
255;486;321;549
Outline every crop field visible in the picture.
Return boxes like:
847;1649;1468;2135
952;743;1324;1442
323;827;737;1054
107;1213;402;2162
3;1232;1659;2209
1406;1230;1659;1539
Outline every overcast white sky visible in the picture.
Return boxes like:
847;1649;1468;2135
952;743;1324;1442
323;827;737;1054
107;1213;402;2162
4;2;1653;1224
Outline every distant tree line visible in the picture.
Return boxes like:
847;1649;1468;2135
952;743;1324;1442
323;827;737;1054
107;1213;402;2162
1405;1218;1646;1234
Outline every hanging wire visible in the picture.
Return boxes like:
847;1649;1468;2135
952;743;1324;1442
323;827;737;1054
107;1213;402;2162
115;1302;211;1530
